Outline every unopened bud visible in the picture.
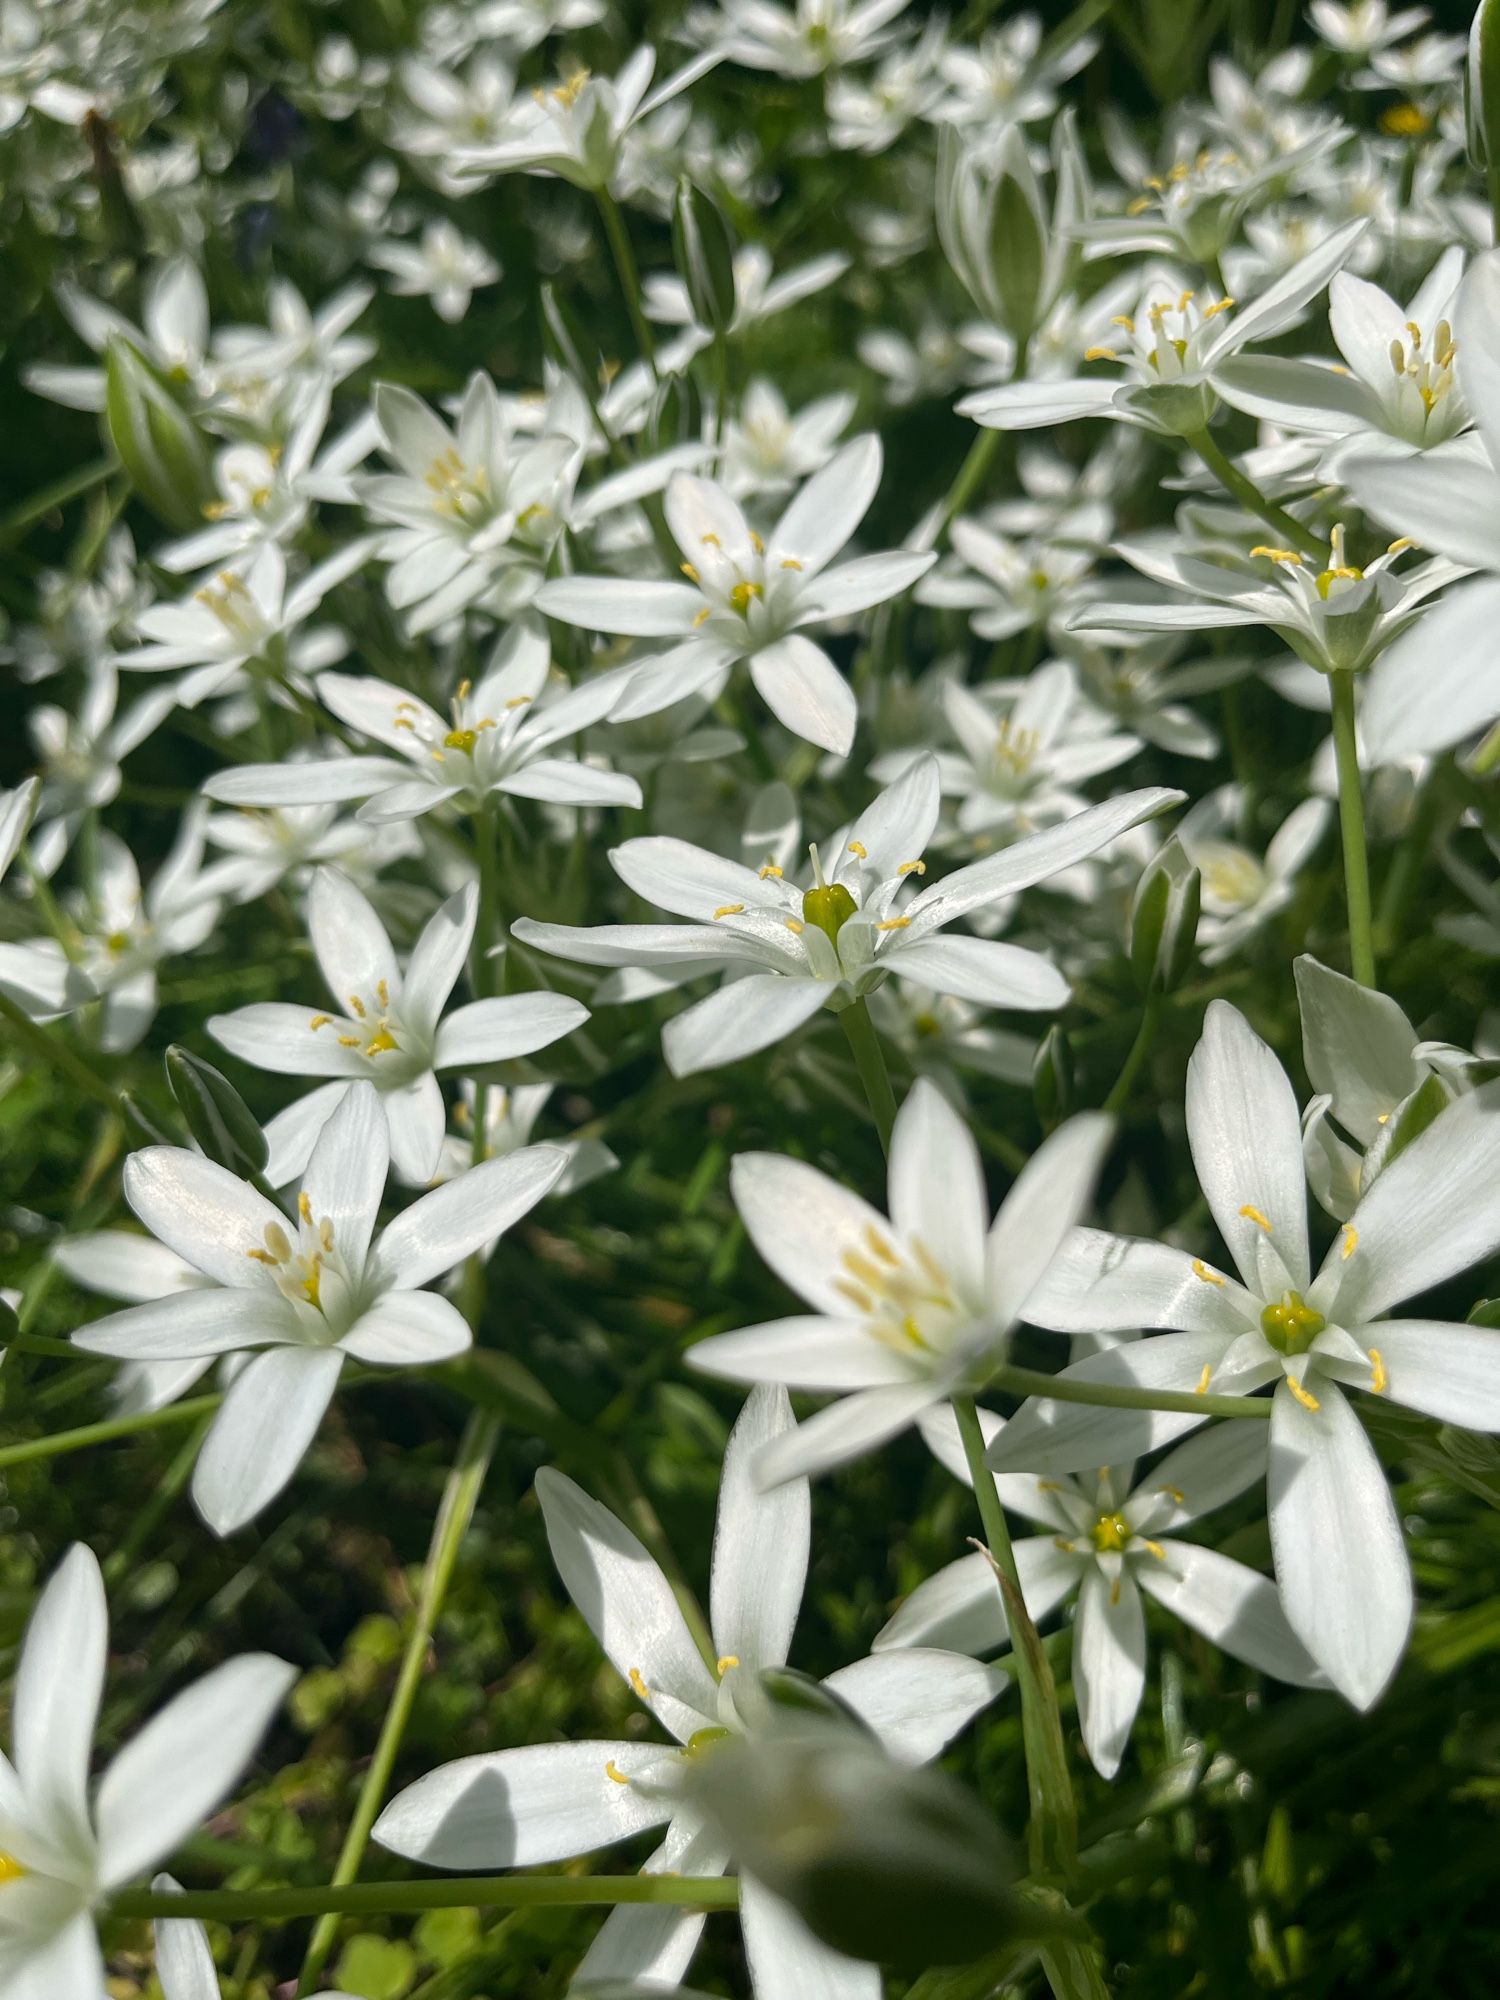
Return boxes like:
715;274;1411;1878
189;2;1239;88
1130;837;1200;995
103;336;215;530
1033;1023;1074;1128
165;1045;268;1176
672;178;739;338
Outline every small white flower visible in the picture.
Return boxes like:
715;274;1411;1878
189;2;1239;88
369;219;501;324
537;437;936;755
208;867;588;1185
73;1082;568;1532
374;1384;1004;1992
878;1411;1321;1777
693;0;913;78
686;1079;1112;1483
0;1545;293;1992
1177;785;1331;962
994;1001;1500;1709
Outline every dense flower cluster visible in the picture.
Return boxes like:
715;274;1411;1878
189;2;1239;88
4;0;1500;1995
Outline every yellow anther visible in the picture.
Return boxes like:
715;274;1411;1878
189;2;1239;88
1157;1484;1186;1506
0;1855;27;1885
1406;321;1423;346
833;1278;875;1313
337;1035;361;1049
877;916;911;930
604;1759;630;1785
681;562;701;582
897;858;927;876
758;862;783;879
246;1247;277;1266
364;1028;399;1056
298;1191;313;1224
1369;1347;1387;1395
629;1667;650;1700
1053;1535;1078;1553
394;715;415;731
1110;314;1136;331
784;917;804;934
1239;1204;1273;1233
377;980;390;1007
864;1225;899;1266
701;532;722;547
900;1315;931;1349
1139;1538;1167;1560
840;1248;885;1289
780;557;803;570
1341;1223;1359;1259
1249;546;1304;567
308;1013;332;1030
456;678;472;702
847;840;868;859
349;994;367;1018
1126;195;1153;215
749;529;765;555
729;579;763;614
1286;1376;1321;1413
1202;297;1235;319
713;903;745;920
1195;1365;1213;1394
716;1654;740;1674
1315;564;1364;599
1191;1258;1225;1286
1386;537;1416;557
1083;345;1118;362
692;605;712;627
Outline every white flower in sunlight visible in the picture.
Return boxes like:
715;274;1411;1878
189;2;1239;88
1214;248;1469;470
935;15;1098;128
958;221;1367;439
115;541;373;710
25;260;213;413
55;1229;217;1418
1177;785;1330;963
514;760;1181;1075
878;1411;1320;1777
375;1385;1004;1994
200;801;418;907
719;378;856;500
0;776;40;885
1072;523;1462;678
73;1084;567;1532
646;245;850;367
153;1876;355;2000
203;624;641;825
537;437;935;755
1343;251;1500;759
916;504;1112;647
26;663;173;877
1309;0;1429;56
369;219;501;324
210;281;375;419
389;54;521;191
990;1000;1500;1710
208;868;588;1184
874;661;1143;847
450;47;717;194
0;1544;292;1994
826;21;946;152
692;0;913;77
432;1079;617;1195
686;1080;1112;1483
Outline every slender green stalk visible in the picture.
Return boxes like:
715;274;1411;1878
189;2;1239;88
0;456;117;543
0;1393;224;1471
1328;669;1377;988
114;1874;741;1924
1102;995;1162;1115
986;1360;1271;1422
1186;429;1323;562
840;996;898;1155
103;1414;214;1585
596;191;659;380
953;1393;1097;2000
298;1409;502;1993
931;428;1001;550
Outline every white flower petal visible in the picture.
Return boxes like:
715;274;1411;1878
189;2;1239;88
1137;1542;1322;1685
663;973;828;1076
383;1072;447;1185
1267;1380;1410;1709
730;1152;893;1318
887;934;1069;1010
889;1080;989;1306
1073;1564;1147;1779
751;1383;940;1486
308;869;399;1007
710;1386;810;1676
747;636;857;755
986;1113;1113;1328
72;1289;297;1361
1349;1319;1500;1429
985;1332;1240;1474
192;1346;345;1536
1022;1227;1258;1339
13;1545;106;1860
123;1148;288;1290
740;1871;882;2000
770;434;881;573
340;1289;474;1366
377;1145;567;1289
1187;1001;1309;1294
572;1817;727;1991
301;1080;389;1275
402;885;477;1031
687;1316;911;1390
822;1649;1007;1763
262;1082;354;1187
536;576;702;637
1361;576;1500;762
433;993;588;1069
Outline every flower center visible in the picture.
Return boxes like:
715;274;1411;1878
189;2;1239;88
0;1854;25;1887
246;1191;350;1323
1388;316;1456;417
194;569;264;640
424;447;492;523
1260;1290;1327;1356
1091;1512;1133;1554
829;1223;956;1357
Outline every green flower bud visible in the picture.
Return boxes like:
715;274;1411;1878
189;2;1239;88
1033;1023;1073;1129
1130;836;1200;995
119;1090;179;1150
672;178;739;339
165;1045;268;1177
103;335;215;530
985;130;1047;345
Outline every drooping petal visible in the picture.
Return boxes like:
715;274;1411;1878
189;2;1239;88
535;1468;720;1742
340;1289;474;1366
1136;1543;1322;1685
662;973;828;1076
822;1649;1008;1764
191;1346;345;1536
378;1145;567;1289
747;636;857;756
1186;1000;1310;1294
1073;1564;1147;1779
710;1385;810;1676
370;1740;681;1869
95;1654;296;1888
956;378;1123;429
1267;1380;1411;1709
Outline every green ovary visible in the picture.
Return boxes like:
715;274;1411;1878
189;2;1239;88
1260;1290;1326;1355
802;881;858;944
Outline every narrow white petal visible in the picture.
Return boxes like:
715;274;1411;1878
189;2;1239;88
663;974;828;1076
402;885;477;1031
889;1079;989;1306
985;1332;1240;1474
822;1648;1008;1763
1073;1565;1147;1779
686;1316;911;1391
1022;1227;1258;1339
341;1290;473;1366
747;636;857;755
123;1148;288;1291
751;1383;940;1487
770;434;881;573
888;934;1069;1010
1350;1319;1500;1429
14;1545;106;1858
1361;576;1500;762
72;1289;296;1360
378;1145;567;1288
1186;1001;1310;1294
730;1152;893;1318
433;993;588;1069
192;1346;345;1536
301;1080;388;1274
710;1386;810;1676
308;868;399;1006
1137;1543;1322;1685
740;1872;882;2000
986;1114;1113;1327
572;1817;727;1991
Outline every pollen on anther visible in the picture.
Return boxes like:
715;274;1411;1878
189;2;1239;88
758;863;783;879
298;1191;313;1224
713;903;745;920
337;1035;361;1049
1341;1223;1358;1259
309;1013;332;1030
1239;1204;1273;1233
1194;1365;1213;1394
628;1666;650;1700
1287;1376;1321;1412
604;1760;630;1785
1369;1347;1388;1394
348;994;367;1018
898;859;926;876
1191;1258;1225;1286
847;840;868;859
1157;1483;1186;1505
784;917;804;934
716;1654;740;1675
877;916;911;931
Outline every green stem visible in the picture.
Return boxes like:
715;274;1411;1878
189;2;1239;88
298;1409;502;1993
987;1360;1271;1421
0;1392;224;1471
953;1392;1091;2000
1186;429;1322;562
1329;669;1377;988
930;428;1001;551
1102;995;1162;1115
103;1414;215;1585
0;456;117;543
597;191;659;381
839;996;898;1155
112;1875;741;1924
